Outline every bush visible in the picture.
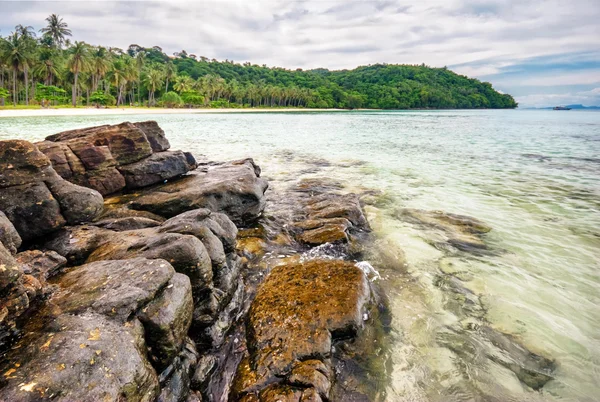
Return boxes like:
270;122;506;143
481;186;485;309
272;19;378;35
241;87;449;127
161;91;183;108
89;91;116;106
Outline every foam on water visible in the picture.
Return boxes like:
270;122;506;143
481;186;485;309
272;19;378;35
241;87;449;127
2;110;599;401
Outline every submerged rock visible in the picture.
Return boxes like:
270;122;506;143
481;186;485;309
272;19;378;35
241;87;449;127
398;208;492;252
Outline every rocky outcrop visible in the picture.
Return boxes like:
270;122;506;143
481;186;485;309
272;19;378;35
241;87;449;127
0;140;103;242
126;159;268;225
43;208;243;348
36;121;196;195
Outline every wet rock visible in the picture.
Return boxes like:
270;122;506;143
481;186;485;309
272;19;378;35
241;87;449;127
129;159;268;225
157;338;198;402
134;120;171;152
259;384;303;402
234;259;371;398
288;360;331;398
305;193;368;228
51;258;175;320
138;273;194;370
117;150;196;189
0;211;21;254
0;312;160;401
16;250;67;281
190;355;218;391
297;221;350;245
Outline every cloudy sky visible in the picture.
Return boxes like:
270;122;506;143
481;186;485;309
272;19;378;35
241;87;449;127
2;0;600;107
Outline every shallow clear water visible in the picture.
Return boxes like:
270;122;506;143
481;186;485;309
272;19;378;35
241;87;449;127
1;110;599;401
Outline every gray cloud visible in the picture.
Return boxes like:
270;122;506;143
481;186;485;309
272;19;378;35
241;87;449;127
1;0;599;106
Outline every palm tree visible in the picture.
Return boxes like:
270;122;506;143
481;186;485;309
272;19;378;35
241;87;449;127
40;14;72;48
0;32;32;105
67;41;90;106
135;50;146;104
164;61;176;93
173;75;194;93
144;69;163;106
90;47;111;91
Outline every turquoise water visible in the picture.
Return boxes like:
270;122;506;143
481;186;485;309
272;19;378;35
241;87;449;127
1;110;599;401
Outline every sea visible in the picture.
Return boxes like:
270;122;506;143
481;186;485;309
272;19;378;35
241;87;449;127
1;109;598;402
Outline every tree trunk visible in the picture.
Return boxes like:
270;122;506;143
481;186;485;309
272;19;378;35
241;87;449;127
24;69;29;106
72;72;78;107
13;69;17;106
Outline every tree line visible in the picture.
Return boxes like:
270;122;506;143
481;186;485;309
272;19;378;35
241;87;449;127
0;15;517;109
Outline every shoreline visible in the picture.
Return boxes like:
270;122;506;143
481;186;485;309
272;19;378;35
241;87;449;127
0;107;348;118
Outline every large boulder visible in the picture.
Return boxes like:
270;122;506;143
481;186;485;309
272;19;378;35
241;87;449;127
117;150;196;189
233;259;372;400
0;312;160;402
37;121;195;196
129;159;268;225
0;140;103;242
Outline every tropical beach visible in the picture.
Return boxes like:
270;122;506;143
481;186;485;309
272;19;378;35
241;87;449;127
1;2;599;402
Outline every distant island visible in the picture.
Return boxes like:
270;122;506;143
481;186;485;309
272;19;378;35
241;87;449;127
522;104;600;110
1;14;517;110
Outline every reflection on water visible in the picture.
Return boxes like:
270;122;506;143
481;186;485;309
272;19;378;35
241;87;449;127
1;110;599;401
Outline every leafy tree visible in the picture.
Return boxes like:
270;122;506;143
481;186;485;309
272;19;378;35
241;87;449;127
161;91;182;108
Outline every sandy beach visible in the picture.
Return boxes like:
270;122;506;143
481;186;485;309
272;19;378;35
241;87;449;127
0;107;346;118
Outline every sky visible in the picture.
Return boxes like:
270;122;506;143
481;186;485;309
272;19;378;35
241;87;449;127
2;0;600;107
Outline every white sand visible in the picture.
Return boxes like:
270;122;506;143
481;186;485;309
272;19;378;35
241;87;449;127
0;107;345;118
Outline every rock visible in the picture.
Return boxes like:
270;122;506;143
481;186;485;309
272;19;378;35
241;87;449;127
235;260;371;397
45;122;153;165
0;243;29;349
93;216;162;231
51;258;175;320
35;140;86;180
287;360;331;398
138;273;194;370
0;140;53;188
16;250;67;281
0;211;21;254
297;222;349;245
129;159;268;225
117;150;197;189
305;193;368;228
0;312;160;402
134;121;171;152
44;173;104;224
259;384;303;402
37;122;196;196
0;140;104;242
87;232;213;296
157;338;198;402
43;225;113;265
0;182;66;241
190;355;218;391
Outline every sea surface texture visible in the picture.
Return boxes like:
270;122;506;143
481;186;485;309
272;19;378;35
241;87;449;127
1;110;598;402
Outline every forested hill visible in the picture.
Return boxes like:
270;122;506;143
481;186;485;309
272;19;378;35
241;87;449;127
0;14;516;109
172;54;518;109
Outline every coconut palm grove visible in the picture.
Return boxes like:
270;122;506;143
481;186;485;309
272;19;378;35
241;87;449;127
0;14;517;109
